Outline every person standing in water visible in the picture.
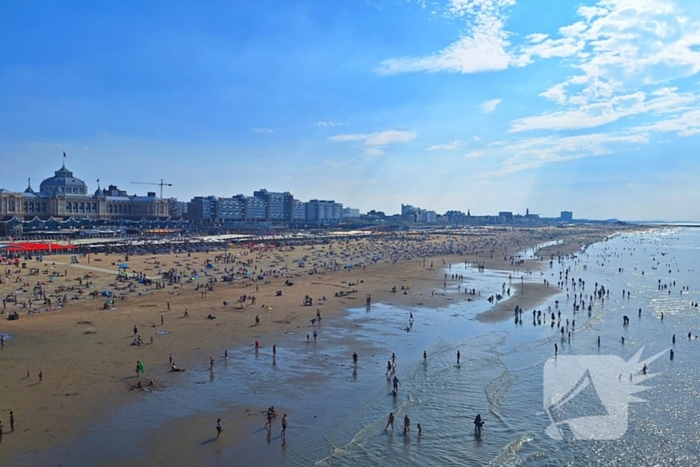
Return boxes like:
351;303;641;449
216;418;222;438
474;414;484;434
281;414;288;436
392;375;401;393
457;350;461;365
385;412;395;431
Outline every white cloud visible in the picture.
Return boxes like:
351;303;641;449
465;150;486;158
472;135;481;141
511;87;696;132
480;98;502;113
252;128;274;134
376;0;514;75
329;130;417;146
426;140;463;151
365;148;385;158
316;121;344;127
489;132;650;175
503;0;700;135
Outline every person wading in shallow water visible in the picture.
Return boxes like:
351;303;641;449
385;412;395;431
474;414;484;434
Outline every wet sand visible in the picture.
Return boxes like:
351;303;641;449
0;225;640;463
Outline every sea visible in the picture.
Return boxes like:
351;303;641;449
11;227;700;466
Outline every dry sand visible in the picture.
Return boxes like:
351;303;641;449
0;225;639;462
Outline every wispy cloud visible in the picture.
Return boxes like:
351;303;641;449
315;121;345;127
251;128;275;134
376;0;515;75
465;150;485;158
426;140;462;151
511;0;700;132
329;130;417;146
480;98;502;113
511;88;696;132
488;132;650;175
364;148;384;158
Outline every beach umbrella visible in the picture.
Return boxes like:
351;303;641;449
119;263;129;269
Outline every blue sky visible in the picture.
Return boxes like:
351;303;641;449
2;0;700;220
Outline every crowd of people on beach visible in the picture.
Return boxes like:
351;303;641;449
8;226;682;459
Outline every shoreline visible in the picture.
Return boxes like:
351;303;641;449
0;225;647;463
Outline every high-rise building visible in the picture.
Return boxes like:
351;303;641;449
253;189;293;222
560;211;573;221
216;195;245;221
187;196;217;222
306;199;343;224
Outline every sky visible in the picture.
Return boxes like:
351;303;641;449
2;0;700;221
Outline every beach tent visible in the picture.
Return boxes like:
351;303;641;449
206;263;214;269
119;263;130;269
101;291;112;297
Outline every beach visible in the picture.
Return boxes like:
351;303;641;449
0;225;634;464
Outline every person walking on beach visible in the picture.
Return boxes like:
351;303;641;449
133;325;138;337
554;343;558;356
403;415;411;434
1;335;5;349
0;419;4;443
216;418;222;438
385;412;395;431
9;411;14;432
281;414;288;436
265;408;273;429
313;330;317;342
38;371;42;383
210;357;215;370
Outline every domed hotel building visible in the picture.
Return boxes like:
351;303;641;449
0;163;169;220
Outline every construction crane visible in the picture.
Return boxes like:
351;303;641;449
130;179;173;199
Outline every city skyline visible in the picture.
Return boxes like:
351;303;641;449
2;1;700;221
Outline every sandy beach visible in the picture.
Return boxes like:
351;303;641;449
0;225;636;463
